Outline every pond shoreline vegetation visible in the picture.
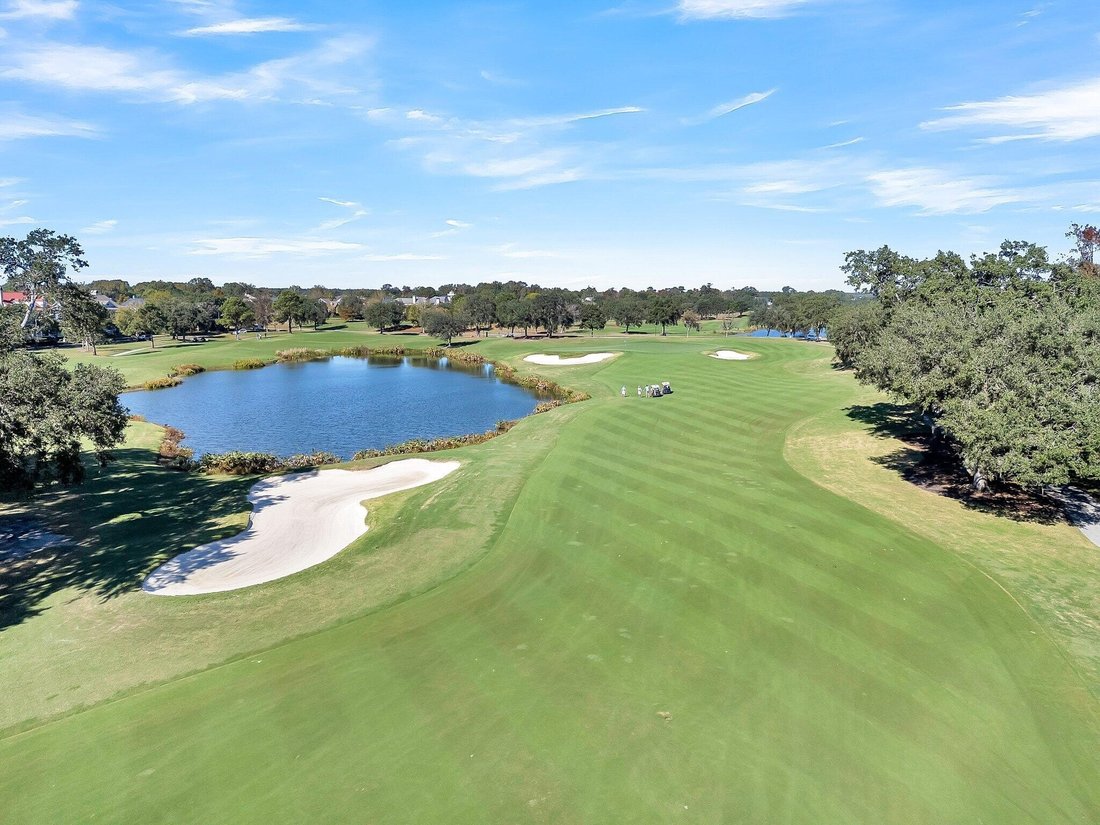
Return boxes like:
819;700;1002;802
136;345;588;475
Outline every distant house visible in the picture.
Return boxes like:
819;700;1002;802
430;291;456;306
320;297;343;313
1;290;53;312
119;296;146;310
0;290;28;307
393;291;454;307
89;291;119;311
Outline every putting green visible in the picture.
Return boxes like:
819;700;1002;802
2;337;1098;823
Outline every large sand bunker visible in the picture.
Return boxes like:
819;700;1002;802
523;353;615;365
143;459;459;596
710;350;752;360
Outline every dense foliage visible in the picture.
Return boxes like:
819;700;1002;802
0;350;128;491
829;230;1100;491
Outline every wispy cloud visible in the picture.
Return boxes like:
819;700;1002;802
823;136;863;149
431;218;472;237
510;106;644;129
80;219;117;234
384;106;642;190
0;0;77;20
315;196;367;230
190;237;365;256
460;151;568;179
493;168;586;191
682;89;774;124
866;168;1023;215
406;108;444;123
0;110;97;140
183;16;316;36
0;35;372;105
922;77;1100;142
677;0;825;20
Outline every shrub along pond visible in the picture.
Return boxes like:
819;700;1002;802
124;355;545;460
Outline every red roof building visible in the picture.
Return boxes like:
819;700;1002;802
1;290;29;304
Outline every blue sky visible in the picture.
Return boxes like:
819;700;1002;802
1;0;1097;290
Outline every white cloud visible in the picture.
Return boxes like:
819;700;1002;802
510;106;644;129
81;219;117;234
431;218;472;237
678;0;823;20
493;168;586;190
866;168;1023;215
406;108;443;123
0;215;35;226
0;110;97;140
380;104;641;190
823;136;864;149
922;77;1100;142
183;16;315;36
314;196;367;230
0;0;77;20
684;89;775;124
0;35;372;105
462;151;567;179
743;179;825;195
190;237;365;256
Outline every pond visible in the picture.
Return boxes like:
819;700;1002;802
746;328;827;339
124;356;542;459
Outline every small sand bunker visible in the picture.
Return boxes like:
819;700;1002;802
143;459;459;596
524;353;616;366
710;350;752;361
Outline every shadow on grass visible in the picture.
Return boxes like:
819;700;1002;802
845;402;1065;525
0;449;251;631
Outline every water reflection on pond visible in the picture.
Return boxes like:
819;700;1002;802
124;355;542;459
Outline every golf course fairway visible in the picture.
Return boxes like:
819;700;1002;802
2;336;1098;823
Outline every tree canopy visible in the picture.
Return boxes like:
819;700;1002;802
0;229;88;329
0;350;128;491
422;308;465;345
829;229;1100;492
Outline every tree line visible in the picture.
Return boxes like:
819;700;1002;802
2;230;854;349
827;224;1099;493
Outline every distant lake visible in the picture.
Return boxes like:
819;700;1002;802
747;328;827;339
124;356;542;459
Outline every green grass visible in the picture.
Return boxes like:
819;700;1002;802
66;321;439;387
64;317;751;388
2;333;1098;823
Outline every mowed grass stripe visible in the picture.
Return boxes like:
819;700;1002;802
1;339;1098;823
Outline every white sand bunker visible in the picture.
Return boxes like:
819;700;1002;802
523;352;615;365
143;459;459;596
710;350;752;360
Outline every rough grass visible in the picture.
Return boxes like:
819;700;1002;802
783;366;1100;686
1;335;1098;824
